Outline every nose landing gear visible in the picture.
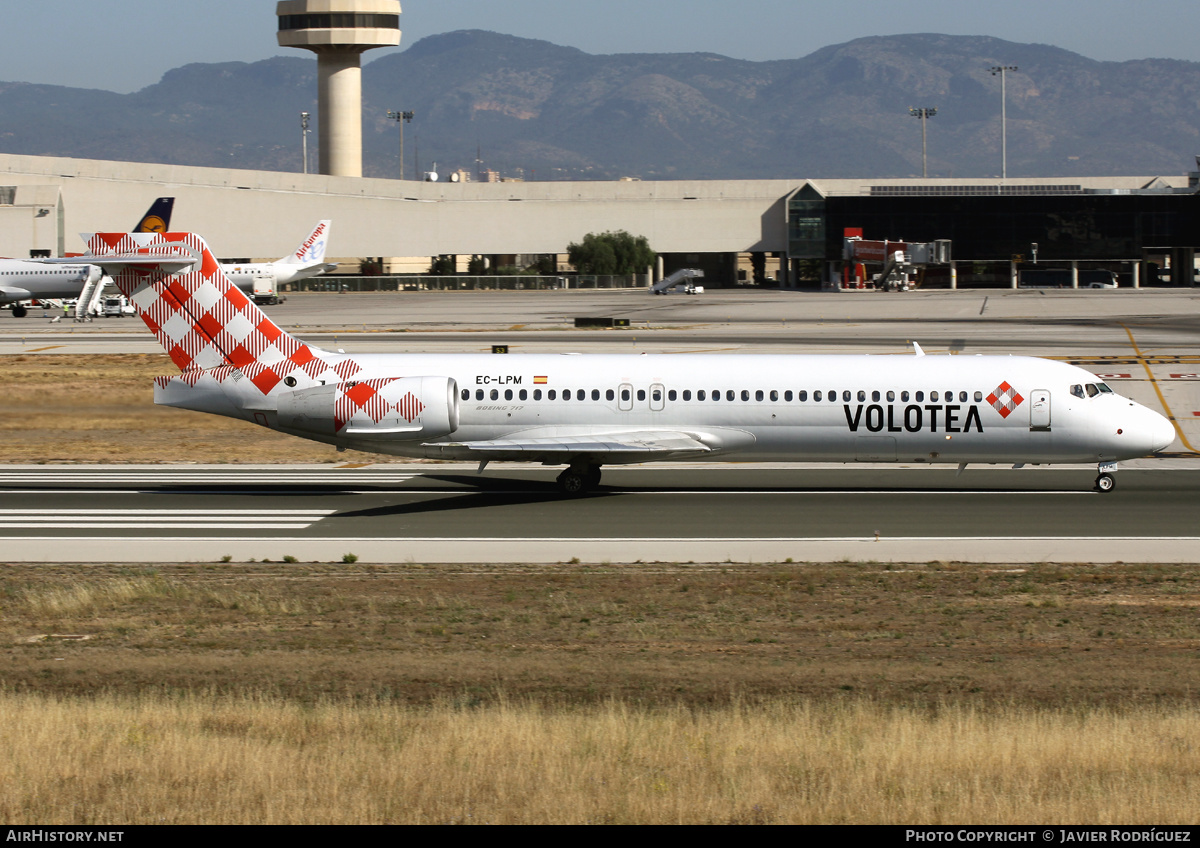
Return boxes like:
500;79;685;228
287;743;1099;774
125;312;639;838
1094;462;1118;493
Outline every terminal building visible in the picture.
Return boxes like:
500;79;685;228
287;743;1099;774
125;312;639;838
1;151;1197;289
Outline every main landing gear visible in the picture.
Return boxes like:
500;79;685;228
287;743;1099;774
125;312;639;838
556;462;602;495
1094;462;1118;493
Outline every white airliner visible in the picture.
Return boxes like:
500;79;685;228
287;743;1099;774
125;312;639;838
222;220;335;299
2;198;174;317
61;232;1176;494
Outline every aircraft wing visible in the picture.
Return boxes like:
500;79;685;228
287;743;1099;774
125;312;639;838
431;429;713;463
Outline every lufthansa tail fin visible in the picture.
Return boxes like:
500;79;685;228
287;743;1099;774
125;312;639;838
279;219;331;267
79;232;361;394
133;197;175;233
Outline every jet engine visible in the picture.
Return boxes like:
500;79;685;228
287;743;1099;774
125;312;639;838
277;376;459;440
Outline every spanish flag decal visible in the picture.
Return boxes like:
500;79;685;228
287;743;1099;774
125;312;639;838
534;376;548;384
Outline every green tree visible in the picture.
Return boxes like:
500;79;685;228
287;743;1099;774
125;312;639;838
567;231;656;275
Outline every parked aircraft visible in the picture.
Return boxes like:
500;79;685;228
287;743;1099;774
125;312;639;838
61;232;1176;494
222;220;335;294
2;198;174;317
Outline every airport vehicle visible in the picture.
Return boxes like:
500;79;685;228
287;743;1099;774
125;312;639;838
2;198;174;317
651;268;704;295
64;232;1175;495
222;220;334;301
101;295;132;318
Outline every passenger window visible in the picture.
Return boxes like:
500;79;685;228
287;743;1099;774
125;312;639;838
637;389;646;401
548;389;557;400
576;389;584;400
974;391;983;402
785;390;793;402
504;389;513;401
682;390;692;401
534;389;542;400
519;389;528;401
959;391;967;403
901;391;910;402
931;391;939;402
726;390;735;402
490;389;499;400
668;390;677;401
591;389;600;401
915;391;924;402
621;389;630;402
713;391;721;402
606;389;615;401
858;390;867;402
476;389;484;401
797;390;806;402
886;391;895;402
697;390;706;401
742;390;750;402
652;389;662;402
563;391;572;401
871;391;880;402
770;390;778;402
814;390;822;401
461;389;470;401
840;391;849;402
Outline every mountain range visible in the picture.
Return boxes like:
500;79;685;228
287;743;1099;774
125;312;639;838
1;30;1198;181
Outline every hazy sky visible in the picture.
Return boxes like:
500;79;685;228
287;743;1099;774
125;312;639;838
4;0;1198;93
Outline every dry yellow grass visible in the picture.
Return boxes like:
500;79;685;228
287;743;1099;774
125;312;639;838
0;354;351;463
0;692;1196;824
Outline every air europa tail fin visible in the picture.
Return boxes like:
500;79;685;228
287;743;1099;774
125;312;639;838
83;232;361;394
281;219;331;266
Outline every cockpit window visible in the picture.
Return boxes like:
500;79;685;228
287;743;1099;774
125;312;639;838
1071;384;1084;398
1096;383;1113;393
1086;384;1099;397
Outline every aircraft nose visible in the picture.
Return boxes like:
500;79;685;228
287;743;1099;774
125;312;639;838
1149;410;1176;453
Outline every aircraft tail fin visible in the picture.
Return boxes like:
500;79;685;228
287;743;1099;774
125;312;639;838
81;232;360;394
279;219;331;267
134;197;175;233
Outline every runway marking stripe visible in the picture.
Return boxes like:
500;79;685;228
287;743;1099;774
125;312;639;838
0;509;334;515
5;536;1199;543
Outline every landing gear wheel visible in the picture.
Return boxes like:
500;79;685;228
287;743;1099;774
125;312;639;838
11;305;27;318
556;464;601;496
1095;473;1115;493
557;469;587;496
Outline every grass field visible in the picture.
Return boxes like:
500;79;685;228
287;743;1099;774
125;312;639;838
0;354;346;463
2;562;1200;824
4;354;1200;822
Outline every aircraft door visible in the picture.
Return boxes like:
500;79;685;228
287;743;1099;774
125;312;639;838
618;383;634;412
1029;389;1051;431
649;383;665;412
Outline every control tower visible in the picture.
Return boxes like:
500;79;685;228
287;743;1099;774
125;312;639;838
277;1;402;177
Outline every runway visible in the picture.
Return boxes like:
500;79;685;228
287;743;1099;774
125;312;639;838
4;288;1198;563
3;463;1198;564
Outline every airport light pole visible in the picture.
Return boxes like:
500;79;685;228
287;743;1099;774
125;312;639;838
909;107;937;178
386;110;415;180
989;65;1018;179
300;111;311;175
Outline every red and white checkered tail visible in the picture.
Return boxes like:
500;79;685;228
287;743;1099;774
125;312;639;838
85;233;359;395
